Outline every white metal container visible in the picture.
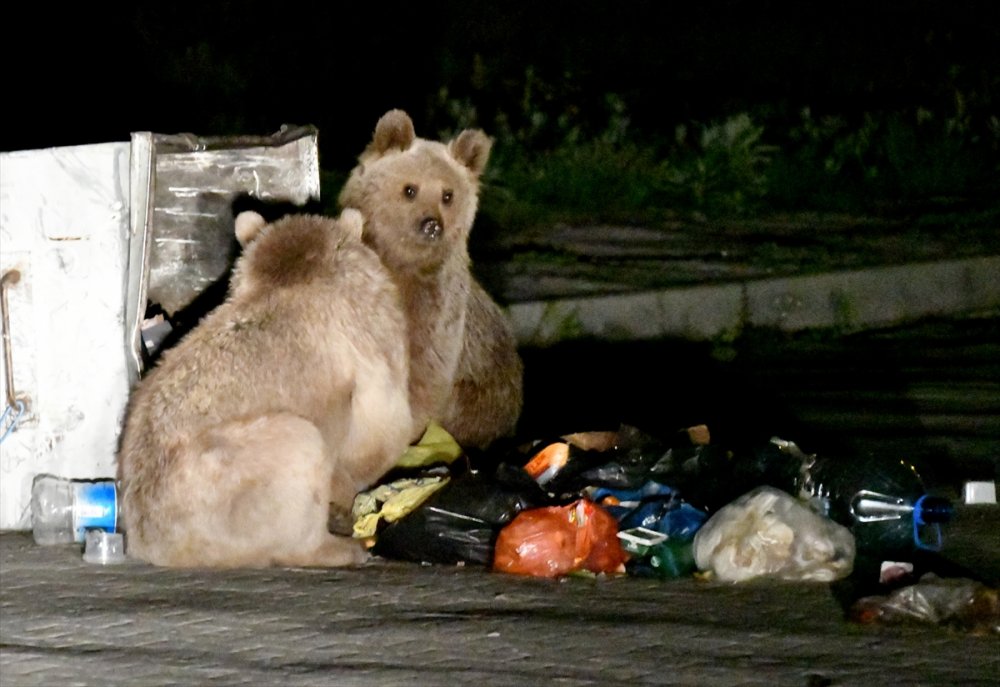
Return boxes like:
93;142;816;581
0;127;319;530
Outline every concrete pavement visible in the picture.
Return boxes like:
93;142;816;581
507;255;1000;345
472;219;1000;345
2;519;998;687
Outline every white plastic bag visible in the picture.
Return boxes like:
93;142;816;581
693;486;855;582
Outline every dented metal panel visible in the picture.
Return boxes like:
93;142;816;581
143;126;319;318
124;126;319;378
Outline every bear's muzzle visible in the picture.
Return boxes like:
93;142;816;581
419;216;443;241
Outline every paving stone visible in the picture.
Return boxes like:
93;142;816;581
2;529;997;686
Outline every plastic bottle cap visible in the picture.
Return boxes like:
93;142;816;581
963;481;997;505
83;530;126;565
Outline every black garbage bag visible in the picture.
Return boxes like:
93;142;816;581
516;425;689;495
652;440;806;514
507;424;811;517
372;464;552;566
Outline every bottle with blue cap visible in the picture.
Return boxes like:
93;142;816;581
30;473;118;546
787;441;954;561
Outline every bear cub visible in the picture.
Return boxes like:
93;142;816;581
339;110;523;450
117;209;413;568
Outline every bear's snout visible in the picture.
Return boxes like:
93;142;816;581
419;216;443;241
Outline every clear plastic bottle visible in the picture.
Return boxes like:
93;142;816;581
30;473;118;545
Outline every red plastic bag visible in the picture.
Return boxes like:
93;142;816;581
493;499;628;577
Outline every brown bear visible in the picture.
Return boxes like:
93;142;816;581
338;110;523;450
116;209;413;568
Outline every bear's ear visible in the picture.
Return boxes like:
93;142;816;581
449;129;492;177
338;208;364;240
371;109;416;155
235;211;268;247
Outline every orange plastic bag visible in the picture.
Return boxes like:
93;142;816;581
493;499;628;577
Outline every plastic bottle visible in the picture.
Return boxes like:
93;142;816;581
786;441;954;560
30;473;118;545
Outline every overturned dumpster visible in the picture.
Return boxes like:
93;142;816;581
0;127;319;530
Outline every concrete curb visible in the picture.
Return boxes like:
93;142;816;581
508;255;1000;345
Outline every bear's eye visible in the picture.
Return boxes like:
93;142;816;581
403;185;417;200
442;190;454;205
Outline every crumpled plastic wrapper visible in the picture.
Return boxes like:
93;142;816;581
352;476;450;538
850;574;1000;634
395;422;463;469
693;486;856;582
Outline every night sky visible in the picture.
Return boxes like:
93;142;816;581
4;1;999;170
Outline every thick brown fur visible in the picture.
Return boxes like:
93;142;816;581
116;209;413;568
338;110;523;449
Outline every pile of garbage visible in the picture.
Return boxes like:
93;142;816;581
28;420;997;633
351;422;998;634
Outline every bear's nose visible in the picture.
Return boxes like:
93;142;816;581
419;216;443;240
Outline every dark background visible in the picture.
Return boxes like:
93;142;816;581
4;1;998;171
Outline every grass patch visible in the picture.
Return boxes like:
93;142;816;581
420;71;1000;235
321;76;1000;240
